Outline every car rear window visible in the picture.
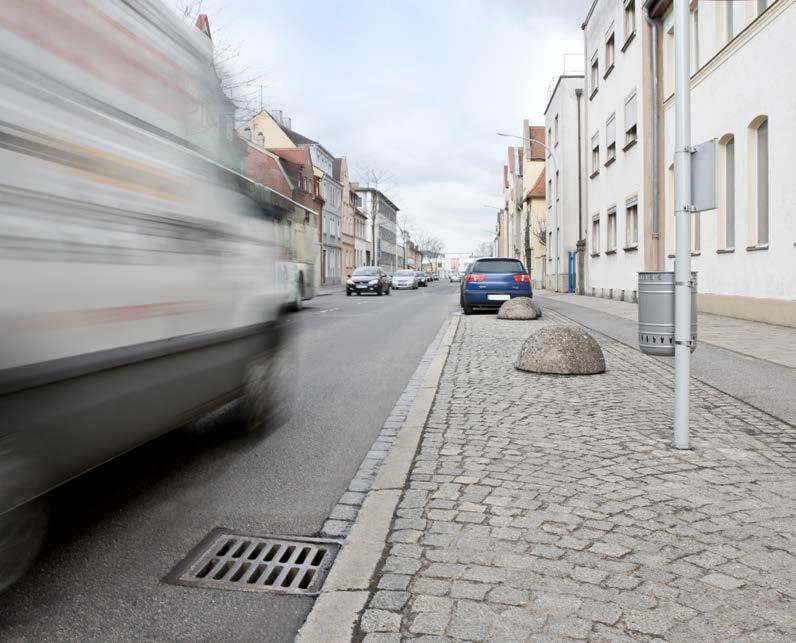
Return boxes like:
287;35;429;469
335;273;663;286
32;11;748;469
352;267;379;276
396;270;415;276
471;259;525;273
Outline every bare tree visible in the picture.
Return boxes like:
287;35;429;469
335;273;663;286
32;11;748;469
473;240;493;257
174;0;266;121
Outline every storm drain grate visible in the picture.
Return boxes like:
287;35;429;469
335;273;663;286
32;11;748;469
165;528;340;595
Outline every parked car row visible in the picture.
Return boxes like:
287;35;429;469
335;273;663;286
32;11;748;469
459;257;532;315
346;268;439;294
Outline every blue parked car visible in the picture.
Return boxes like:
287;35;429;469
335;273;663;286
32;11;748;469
460;257;532;315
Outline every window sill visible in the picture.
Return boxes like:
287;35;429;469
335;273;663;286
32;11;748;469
623;244;638;252
621;31;636;52
622;138;637;152
604;156;616;167
554;141;559;149
590;252;601;257
716;247;735;254
603;64;614;80
589;169;600;179
746;243;769;252
667;253;675;259
691;251;701;257
589;87;599;101
605;248;617;255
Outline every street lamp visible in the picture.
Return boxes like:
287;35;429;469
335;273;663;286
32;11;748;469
497;131;562;293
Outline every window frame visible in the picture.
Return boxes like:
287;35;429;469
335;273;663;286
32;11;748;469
605;113;617;165
591;213;601;256
622;0;637;51
622;195;638;250
606;206;617;253
590;132;600;178
623;90;638;150
604;27;616;78
589;51;599;99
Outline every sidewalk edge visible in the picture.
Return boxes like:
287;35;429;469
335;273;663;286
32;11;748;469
295;314;459;643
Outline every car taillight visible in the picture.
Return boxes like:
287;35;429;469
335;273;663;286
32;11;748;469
513;274;530;283
465;274;484;283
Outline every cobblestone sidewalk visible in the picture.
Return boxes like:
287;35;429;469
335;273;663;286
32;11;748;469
355;310;795;642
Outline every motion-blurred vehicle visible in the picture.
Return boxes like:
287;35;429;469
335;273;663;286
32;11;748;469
393;269;419;289
415;271;428;287
385;272;394;287
460;258;532;315
346;267;391;295
425;272;435;283
449;272;461;282
0;0;292;592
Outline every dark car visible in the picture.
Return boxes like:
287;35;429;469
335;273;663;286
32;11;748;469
415;271;428;287
460;257;531;314
346;266;391;296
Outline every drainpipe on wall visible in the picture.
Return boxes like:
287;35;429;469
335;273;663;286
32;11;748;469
575;87;585;296
643;4;660;268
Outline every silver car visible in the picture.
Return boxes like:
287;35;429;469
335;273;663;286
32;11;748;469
392;269;419;289
449;271;461;282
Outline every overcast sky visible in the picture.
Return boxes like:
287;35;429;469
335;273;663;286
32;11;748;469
192;0;589;254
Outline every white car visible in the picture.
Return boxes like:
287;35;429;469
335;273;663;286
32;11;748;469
392;269;419;289
449;272;461;282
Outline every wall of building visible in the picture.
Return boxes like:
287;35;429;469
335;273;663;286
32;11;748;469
658;0;794;325
545;75;585;293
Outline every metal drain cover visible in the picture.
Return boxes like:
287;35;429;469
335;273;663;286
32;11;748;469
165;528;340;595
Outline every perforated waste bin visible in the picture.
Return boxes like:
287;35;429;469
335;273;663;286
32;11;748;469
638;271;697;356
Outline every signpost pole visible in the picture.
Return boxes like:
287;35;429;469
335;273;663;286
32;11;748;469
673;0;692;450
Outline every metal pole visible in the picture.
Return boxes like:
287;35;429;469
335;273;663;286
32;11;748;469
673;0;692;450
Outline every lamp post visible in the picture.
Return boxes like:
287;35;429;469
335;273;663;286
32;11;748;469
482;205;502;256
497;132;561;292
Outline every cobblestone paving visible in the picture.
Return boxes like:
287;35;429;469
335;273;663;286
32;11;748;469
356;310;795;641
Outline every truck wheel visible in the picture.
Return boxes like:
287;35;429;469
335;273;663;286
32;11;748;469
0;433;48;594
241;328;293;433
291;275;304;312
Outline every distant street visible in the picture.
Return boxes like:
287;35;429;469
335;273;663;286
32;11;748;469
0;283;459;642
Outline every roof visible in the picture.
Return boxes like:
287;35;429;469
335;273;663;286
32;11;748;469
282;126;317;147
525;169;546;201
194;14;212;40
543;74;585;116
354;186;400;212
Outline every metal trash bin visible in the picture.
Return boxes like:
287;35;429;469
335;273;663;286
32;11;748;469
638;271;697;356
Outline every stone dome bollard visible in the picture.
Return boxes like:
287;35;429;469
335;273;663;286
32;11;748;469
515;325;606;375
497;297;541;320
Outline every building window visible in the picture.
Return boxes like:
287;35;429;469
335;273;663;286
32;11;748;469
690;2;700;74
590;51;599;98
243;127;252;141
591;214;601;255
256;132;264;146
623;0;636;46
547;127;552;155
625;199;638;248
624;91;638;148
721;135;735;248
554;114;559;146
605;29;615;77
664;26;674;97
606;114;616;164
726;1;734;44
607;207;617;251
758;0;768;16
591;132;600;177
754;117;769;245
555;171;560;201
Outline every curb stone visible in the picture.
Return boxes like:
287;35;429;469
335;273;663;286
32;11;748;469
296;314;459;642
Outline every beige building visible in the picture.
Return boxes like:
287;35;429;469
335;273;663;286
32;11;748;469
334;158;357;283
523;170;547;289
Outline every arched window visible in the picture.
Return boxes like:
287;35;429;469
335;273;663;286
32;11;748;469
756;118;769;245
243;127;252;141
747;116;769;247
719;134;735;249
256;132;264;146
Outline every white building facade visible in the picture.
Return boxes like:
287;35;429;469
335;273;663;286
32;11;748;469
355;188;400;272
583;0;654;303
544;75;586;293
650;0;795;326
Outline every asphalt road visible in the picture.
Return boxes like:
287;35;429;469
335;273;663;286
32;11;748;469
0;281;460;642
